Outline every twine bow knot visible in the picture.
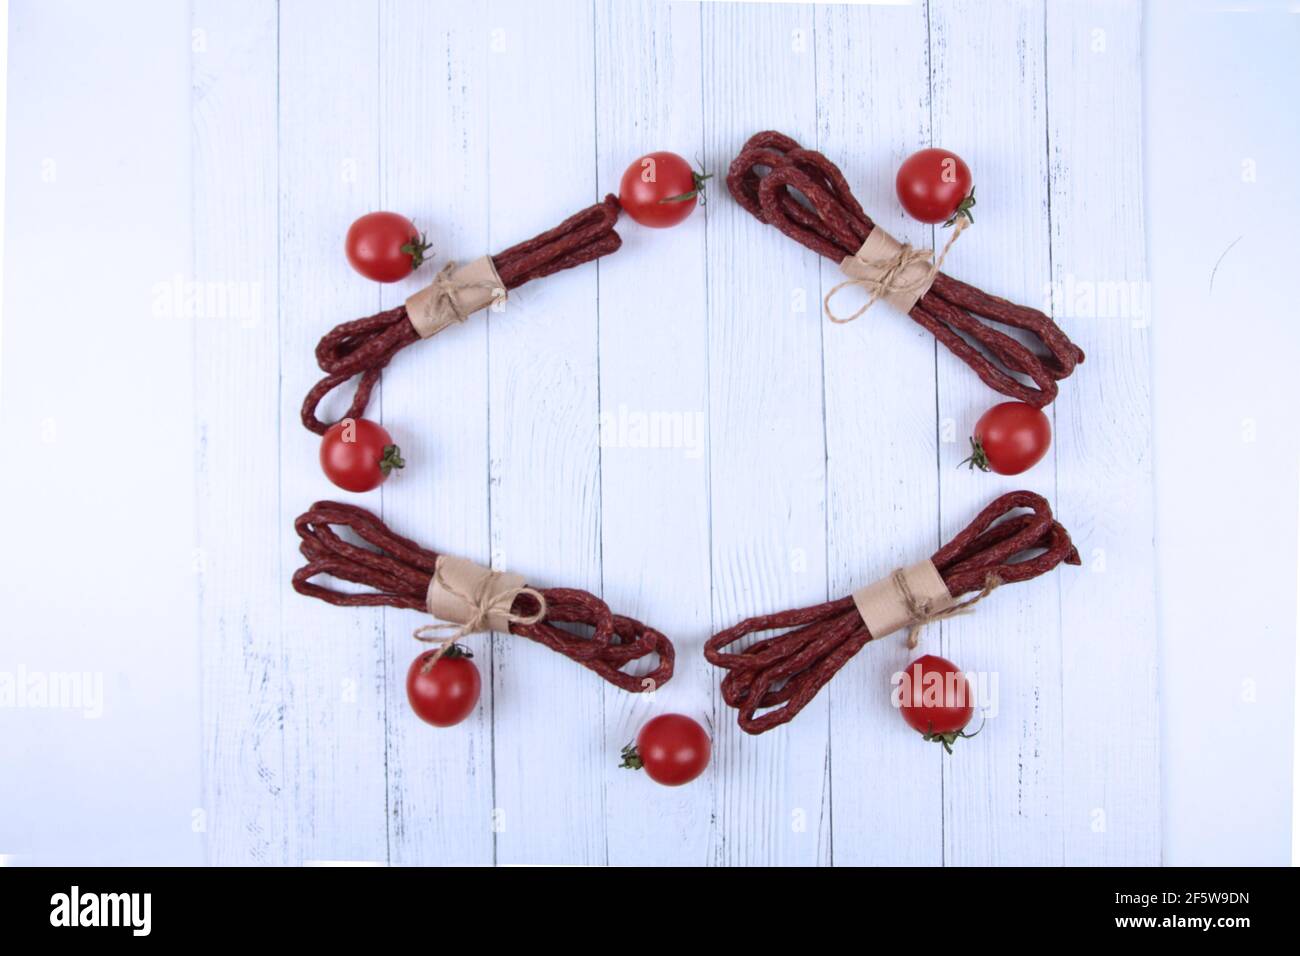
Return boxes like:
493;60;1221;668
823;218;968;324
893;568;1001;650
426;260;503;326
414;558;547;664
405;257;507;339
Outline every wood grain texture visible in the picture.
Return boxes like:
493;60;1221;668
702;1;830;866
177;0;1158;866
593;0;715;865
192;0;286;866
278;0;389;864
816;0;944;867
1045;0;1159;864
485;0;606;865
929;0;1064;866
378;0;495;867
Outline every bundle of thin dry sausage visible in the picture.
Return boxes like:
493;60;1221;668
302;196;622;434
727;131;1083;407
293;500;673;692
704;491;1079;734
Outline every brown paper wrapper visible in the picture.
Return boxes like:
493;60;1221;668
851;559;954;640
425;555;528;635
405;256;506;339
838;228;937;314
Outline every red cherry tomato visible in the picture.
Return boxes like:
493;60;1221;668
963;401;1052;475
406;646;481;727
319;418;405;492
618;152;710;228
345;211;432;282
620;713;711;786
896;654;979;752
896;148;975;225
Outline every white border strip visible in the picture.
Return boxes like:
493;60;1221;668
1294;460;1300;866
0;0;8;412
696;0;914;7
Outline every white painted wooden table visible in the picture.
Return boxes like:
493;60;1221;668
19;0;1294;867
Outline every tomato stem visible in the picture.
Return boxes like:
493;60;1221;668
945;187;976;227
618;743;644;771
420;643;471;673
921;716;985;754
379;444;406;476
958;437;991;472
400;229;434;271
659;168;714;205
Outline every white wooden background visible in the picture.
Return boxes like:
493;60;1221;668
3;0;1173;866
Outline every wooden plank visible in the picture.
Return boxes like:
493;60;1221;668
278;0;389;864
816;0;944;867
593;0;714;866
702;1;830;866
377;0;495;866
192;0;287;866
1046;0;1158;865
0;0;1173;868
928;0;1064;866
485;0;606;865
